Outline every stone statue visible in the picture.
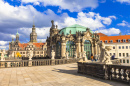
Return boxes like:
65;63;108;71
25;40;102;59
74;51;77;59
79;52;82;58
99;42;112;64
104;46;112;64
82;51;88;61
66;52;69;59
51;50;55;59
1;49;5;61
28;50;33;60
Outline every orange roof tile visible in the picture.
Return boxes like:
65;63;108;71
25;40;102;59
18;43;45;49
18;43;28;50
97;33;107;37
100;35;130;43
33;43;45;48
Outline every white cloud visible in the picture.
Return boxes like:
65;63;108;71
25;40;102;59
0;0;67;29
56;12;116;30
37;39;46;42
21;0;99;12
117;20;130;27
98;28;120;35
0;41;9;46
116;0;130;4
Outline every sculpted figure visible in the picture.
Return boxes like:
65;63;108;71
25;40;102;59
99;42;112;64
82;51;88;61
79;52;82;58
66;52;69;59
74;51;77;59
51;50;55;59
1;49;5;61
28;50;33;60
104;46;112;64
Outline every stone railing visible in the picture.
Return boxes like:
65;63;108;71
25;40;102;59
0;58;81;68
78;62;130;85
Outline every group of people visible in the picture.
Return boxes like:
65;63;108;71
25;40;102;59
90;54;99;62
90;53;115;62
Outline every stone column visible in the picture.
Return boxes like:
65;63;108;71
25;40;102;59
81;43;84;54
76;42;81;57
61;40;66;57
1;49;5;68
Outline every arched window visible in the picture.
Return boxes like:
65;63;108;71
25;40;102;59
84;40;91;59
56;42;61;57
66;41;75;57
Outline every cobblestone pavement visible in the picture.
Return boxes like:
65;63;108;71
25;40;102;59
0;63;129;86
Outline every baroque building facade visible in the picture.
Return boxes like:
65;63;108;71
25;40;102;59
99;33;130;58
8;25;47;58
46;20;100;59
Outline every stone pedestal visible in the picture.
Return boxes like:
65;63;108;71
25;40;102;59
51;59;55;65
28;61;32;67
0;62;5;68
7;62;11;67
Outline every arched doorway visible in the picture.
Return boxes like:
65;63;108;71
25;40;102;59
66;41;76;57
56;41;61;57
84;40;91;59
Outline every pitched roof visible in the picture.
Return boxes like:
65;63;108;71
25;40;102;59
18;43;45;49
33;43;45;48
18;43;29;49
97;33;107;37
100;35;130;43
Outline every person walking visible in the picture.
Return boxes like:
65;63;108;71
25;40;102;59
91;53;94;62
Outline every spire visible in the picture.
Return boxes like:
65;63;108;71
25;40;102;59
33;16;35;27
16;29;19;35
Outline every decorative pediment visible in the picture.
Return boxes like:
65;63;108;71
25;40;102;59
83;31;92;40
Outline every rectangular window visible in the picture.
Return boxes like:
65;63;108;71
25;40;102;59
113;46;115;49
119;46;121;49
128;39;130;42
123;59;125;63
118;39;120;42
126;53;129;57
127;60;129;63
123;39;126;42
110;40;113;43
105;40;107;43
126;46;128;49
122;46;124;49
120;59;122;63
113;53;115;56
123;53;125;57
119;53;121;57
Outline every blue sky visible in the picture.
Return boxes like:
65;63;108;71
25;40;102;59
0;0;130;49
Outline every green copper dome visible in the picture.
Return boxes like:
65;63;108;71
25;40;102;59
59;24;93;35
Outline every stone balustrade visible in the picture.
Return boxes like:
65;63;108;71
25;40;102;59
78;62;130;85
0;58;81;68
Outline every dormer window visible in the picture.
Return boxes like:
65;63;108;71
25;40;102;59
110;40;113;43
118;39;120;43
128;39;130;42
123;39;126;42
100;41;102;43
105;40;107;43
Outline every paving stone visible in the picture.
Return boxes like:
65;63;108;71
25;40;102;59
0;63;129;86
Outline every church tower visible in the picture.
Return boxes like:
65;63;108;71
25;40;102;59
30;25;37;43
15;30;20;43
